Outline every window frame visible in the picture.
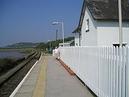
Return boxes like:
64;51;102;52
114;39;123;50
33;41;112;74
86;19;89;32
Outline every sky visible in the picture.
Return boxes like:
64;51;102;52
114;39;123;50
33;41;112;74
0;0;83;47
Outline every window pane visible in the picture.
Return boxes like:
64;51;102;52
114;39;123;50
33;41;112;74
86;19;89;32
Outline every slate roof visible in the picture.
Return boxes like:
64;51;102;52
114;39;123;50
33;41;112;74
87;0;129;20
73;0;129;33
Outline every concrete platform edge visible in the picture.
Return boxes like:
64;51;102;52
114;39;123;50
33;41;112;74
9;60;39;97
32;56;47;97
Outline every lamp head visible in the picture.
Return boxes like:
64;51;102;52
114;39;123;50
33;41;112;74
52;22;59;25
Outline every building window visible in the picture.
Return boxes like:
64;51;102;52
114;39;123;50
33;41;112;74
86;19;89;32
76;43;78;46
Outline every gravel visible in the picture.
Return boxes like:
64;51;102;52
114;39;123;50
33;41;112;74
0;53;40;97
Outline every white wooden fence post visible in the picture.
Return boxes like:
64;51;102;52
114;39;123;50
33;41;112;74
59;46;128;97
126;47;129;97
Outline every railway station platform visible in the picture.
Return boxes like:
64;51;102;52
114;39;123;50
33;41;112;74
10;55;96;97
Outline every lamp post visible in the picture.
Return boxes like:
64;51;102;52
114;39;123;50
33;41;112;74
52;21;65;47
56;29;58;41
118;0;123;46
48;40;51;53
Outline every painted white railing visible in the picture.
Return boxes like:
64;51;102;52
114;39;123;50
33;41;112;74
59;46;129;97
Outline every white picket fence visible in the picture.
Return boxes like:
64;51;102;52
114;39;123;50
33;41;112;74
59;46;129;97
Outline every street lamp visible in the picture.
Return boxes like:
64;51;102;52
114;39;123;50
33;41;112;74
118;0;123;46
56;29;58;41
52;21;65;47
48;40;51;53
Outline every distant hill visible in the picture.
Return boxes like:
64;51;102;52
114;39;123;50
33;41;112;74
3;37;74;49
5;42;40;48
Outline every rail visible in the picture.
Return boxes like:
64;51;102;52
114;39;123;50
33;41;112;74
0;51;41;85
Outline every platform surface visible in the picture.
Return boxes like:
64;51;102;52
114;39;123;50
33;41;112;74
12;55;96;97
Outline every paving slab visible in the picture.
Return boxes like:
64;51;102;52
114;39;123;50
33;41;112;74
18;85;34;93
13;55;45;97
12;55;96;97
14;93;32;97
45;56;96;97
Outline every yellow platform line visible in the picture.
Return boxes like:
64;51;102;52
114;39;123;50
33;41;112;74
32;56;47;97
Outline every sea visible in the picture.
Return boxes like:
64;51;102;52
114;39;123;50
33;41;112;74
0;51;26;59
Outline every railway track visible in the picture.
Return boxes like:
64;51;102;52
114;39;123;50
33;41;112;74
0;51;41;97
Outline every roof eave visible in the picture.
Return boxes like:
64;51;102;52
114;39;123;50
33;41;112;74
72;26;81;33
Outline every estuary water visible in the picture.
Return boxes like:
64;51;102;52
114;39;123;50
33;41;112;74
0;51;26;59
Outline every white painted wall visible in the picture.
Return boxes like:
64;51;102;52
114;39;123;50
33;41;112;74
59;43;70;47
80;7;129;46
97;21;129;46
74;33;80;46
81;7;97;46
